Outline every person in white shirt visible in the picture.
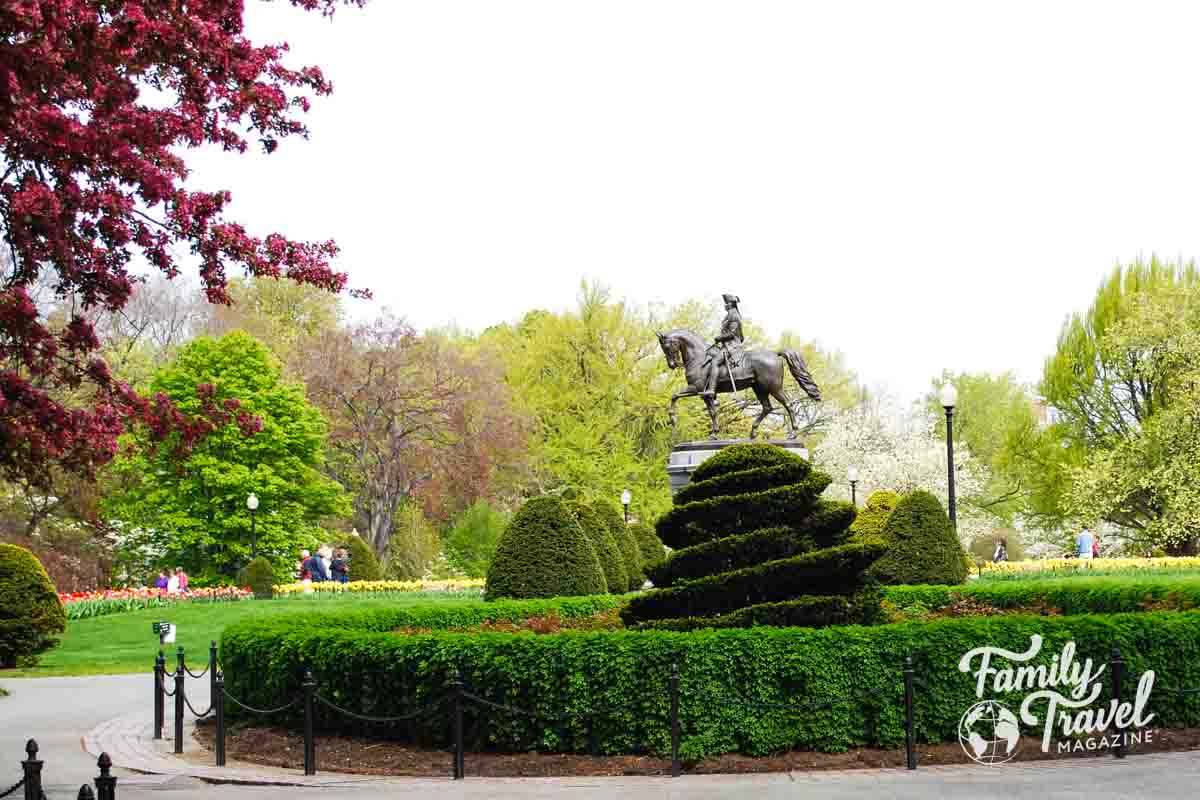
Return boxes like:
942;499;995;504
166;571;180;593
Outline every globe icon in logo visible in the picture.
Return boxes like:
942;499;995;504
958;700;1021;764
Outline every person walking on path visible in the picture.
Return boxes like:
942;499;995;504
1076;527;1095;560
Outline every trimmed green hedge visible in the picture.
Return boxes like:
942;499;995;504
870;491;968;586
632;522;666;576
221;608;1200;758
885;575;1200;615
621;542;886;623
690;443;801;483
655;474;833;550
634;591;885;632
0;544;66;668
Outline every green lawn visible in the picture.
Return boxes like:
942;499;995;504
5;593;471;678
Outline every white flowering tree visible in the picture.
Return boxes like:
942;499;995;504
812;399;1000;547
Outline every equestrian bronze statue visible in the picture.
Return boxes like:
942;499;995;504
657;294;822;440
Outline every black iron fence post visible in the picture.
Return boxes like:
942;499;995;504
451;669;465;780
903;655;917;770
209;640;219;705
1112;648;1125;759
303;669;316;776
77;785;95;800
174;663;185;755
22;739;42;800
176;645;185;679
94;753;116;800
153;652;165;740
214;671;226;767
669;662;681;778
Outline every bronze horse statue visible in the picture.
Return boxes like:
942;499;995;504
656;329;822;440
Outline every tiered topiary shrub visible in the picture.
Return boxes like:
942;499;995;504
593;501;642;591
869;490;969;586
339;534;383;582
848;490;899;542
0;544;66;668
567;501;623;594
486;497;607;600
623;444;885;630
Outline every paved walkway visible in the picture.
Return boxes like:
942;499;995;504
5;673;1200;799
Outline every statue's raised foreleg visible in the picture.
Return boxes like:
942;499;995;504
669;388;697;438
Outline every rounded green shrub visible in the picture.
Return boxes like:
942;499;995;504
849;490;900;541
244;556;276;599
631;522;667;576
690;442;803;484
567;501;623;594
0;544;66;668
869;490;969;585
593;501;642;591
338;534;383;581
487;497;607;600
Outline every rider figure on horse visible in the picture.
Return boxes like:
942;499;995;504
701;294;745;399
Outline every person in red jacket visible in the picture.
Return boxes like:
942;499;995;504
175;567;189;592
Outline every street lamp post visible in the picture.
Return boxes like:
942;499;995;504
847;466;859;507
247;493;259;559
621;489;632;524
940;383;958;530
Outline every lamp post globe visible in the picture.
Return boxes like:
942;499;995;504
847;465;859;506
246;493;259;559
939;383;958;530
621;489;632;524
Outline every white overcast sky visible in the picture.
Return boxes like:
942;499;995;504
185;1;1200;400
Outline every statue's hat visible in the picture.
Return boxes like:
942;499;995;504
722;293;740;306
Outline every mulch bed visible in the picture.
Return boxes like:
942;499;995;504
193;720;1200;777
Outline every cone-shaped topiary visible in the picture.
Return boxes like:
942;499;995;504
593;501;642;591
848;490;900;542
631;522;667;578
567;501;622;594
338;534;383;582
487;497;607;600
869;490;969;585
0;544;66;668
622;443;885;630
244;556;276;599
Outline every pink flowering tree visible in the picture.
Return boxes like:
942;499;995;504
0;0;366;490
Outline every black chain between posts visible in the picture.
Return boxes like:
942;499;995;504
313;693;445;723
182;690;213;719
222;693;299;716
157;674;176;698
0;778;23;799
183;664;209;680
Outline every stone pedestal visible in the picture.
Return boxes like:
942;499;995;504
667;439;808;494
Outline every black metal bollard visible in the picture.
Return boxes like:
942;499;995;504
669;663;681;778
209;640;219;704
215;671;226;767
303;669;316;776
1112;648;1125;759
78;785;96;800
174;663;185;755
153;651;165;740
94;752;116;800
451;669;466;780
903;655;917;770
22;739;43;800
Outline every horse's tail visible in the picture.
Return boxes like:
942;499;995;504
780;350;822;402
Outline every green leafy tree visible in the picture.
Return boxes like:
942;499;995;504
1062;285;1200;552
1016;258;1200;548
105;332;349;582
444;501;509;578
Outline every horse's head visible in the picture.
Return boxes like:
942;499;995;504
656;330;682;370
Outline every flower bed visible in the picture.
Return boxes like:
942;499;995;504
980;557;1200;580
271;578;484;596
58;586;251;620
